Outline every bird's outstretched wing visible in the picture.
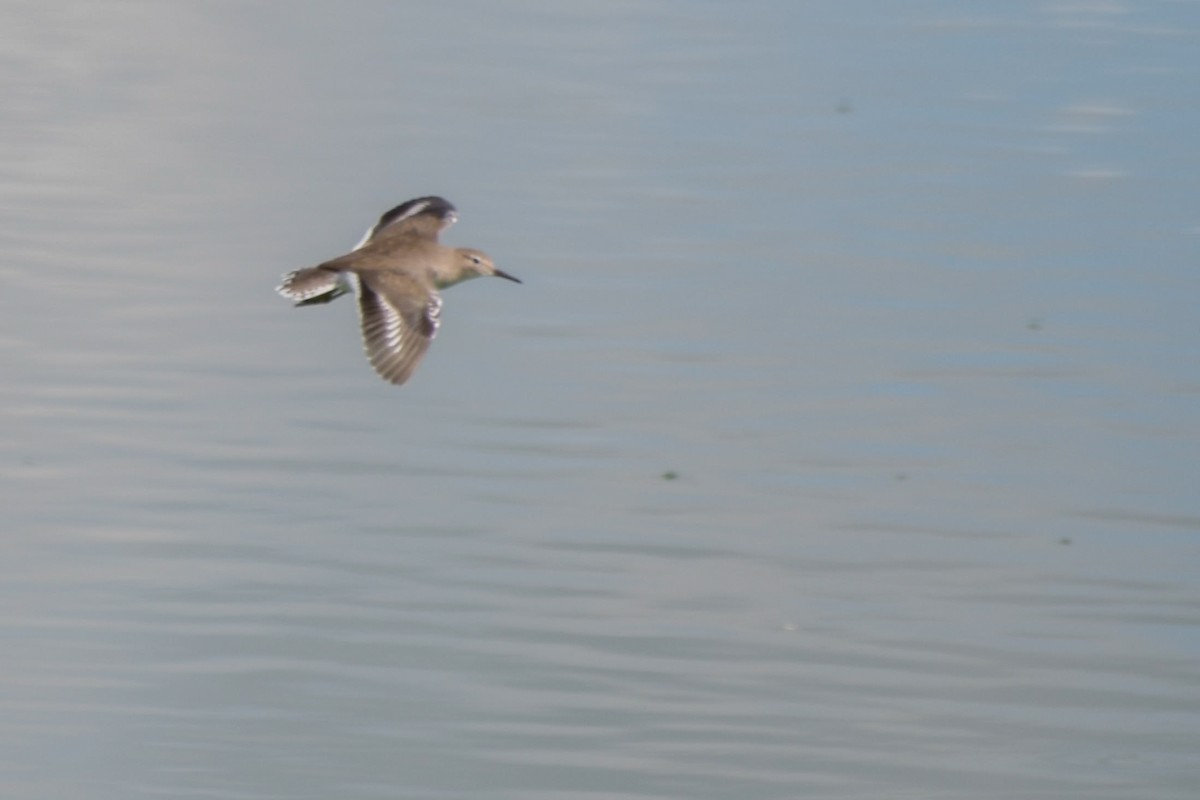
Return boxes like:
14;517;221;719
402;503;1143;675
353;196;458;250
355;271;443;385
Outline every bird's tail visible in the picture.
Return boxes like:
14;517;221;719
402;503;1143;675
276;267;351;306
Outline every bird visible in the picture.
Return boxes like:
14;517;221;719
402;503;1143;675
276;196;520;386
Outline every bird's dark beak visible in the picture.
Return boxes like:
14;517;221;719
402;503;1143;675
493;268;521;284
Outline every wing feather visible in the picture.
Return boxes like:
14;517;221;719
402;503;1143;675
356;273;442;385
353;196;458;249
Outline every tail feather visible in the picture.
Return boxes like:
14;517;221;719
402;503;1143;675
277;267;349;306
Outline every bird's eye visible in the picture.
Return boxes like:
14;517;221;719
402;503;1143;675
471;256;481;264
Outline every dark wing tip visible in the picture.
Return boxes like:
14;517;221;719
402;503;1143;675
354;197;458;249
378;196;456;226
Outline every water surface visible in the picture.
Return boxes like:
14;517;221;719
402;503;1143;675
2;2;1198;798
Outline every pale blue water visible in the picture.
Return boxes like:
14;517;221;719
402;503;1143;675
1;2;1198;798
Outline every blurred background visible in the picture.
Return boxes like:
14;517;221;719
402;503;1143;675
1;2;1197;798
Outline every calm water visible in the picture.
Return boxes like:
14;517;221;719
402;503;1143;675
2;2;1198;798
